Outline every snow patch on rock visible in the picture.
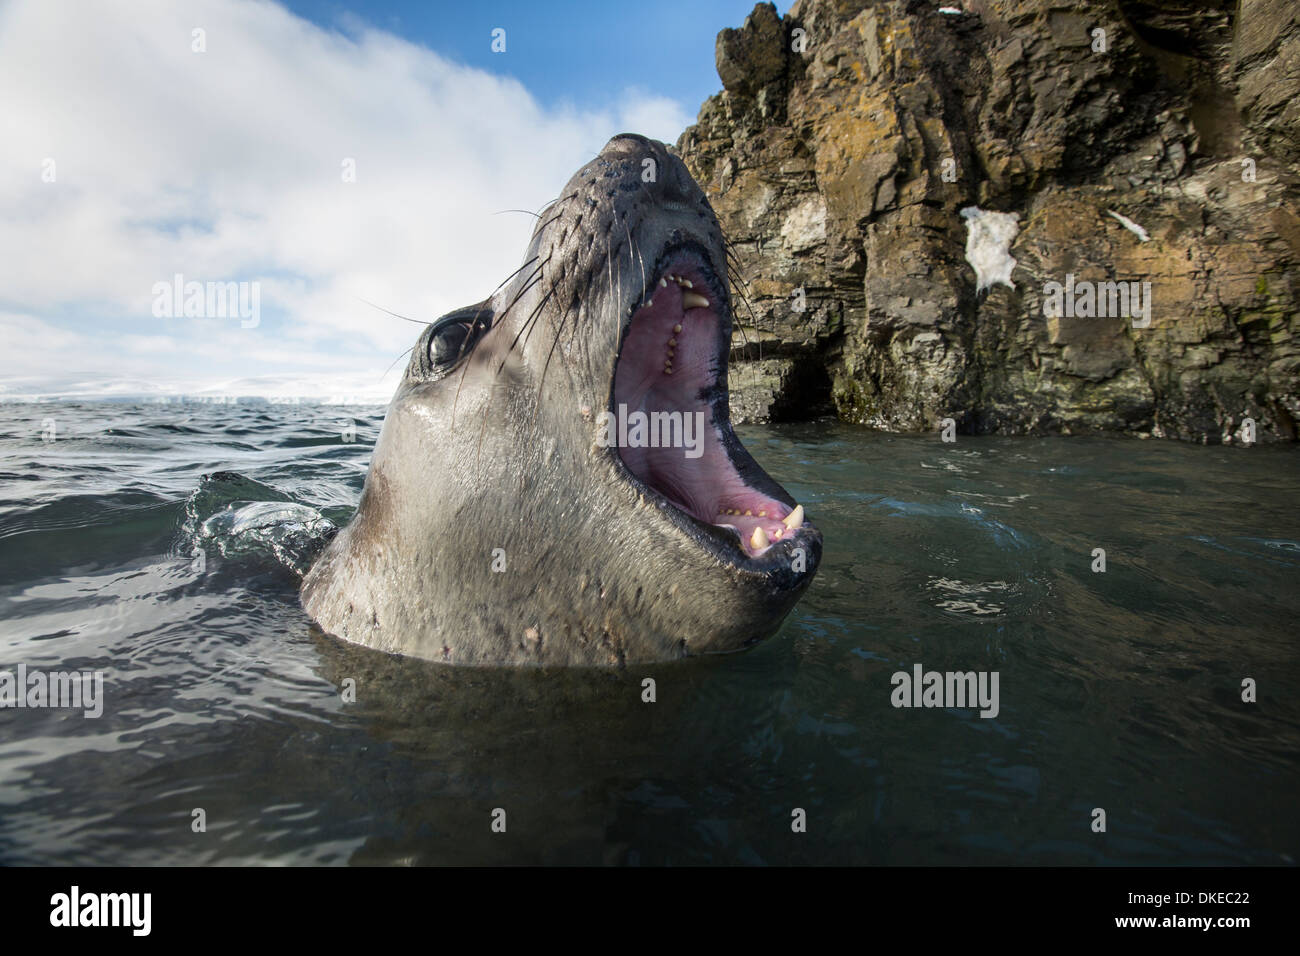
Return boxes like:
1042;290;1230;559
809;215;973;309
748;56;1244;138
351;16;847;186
960;206;1020;293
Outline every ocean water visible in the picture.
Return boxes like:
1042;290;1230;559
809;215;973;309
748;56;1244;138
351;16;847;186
0;400;1296;865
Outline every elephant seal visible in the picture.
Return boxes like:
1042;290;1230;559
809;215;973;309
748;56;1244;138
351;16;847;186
302;134;822;666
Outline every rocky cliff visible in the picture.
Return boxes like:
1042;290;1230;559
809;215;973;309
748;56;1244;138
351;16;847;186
676;0;1299;442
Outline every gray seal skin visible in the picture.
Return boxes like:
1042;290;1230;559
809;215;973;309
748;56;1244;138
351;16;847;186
302;134;822;666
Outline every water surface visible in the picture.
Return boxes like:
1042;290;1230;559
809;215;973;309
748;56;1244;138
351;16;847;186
0;401;1296;864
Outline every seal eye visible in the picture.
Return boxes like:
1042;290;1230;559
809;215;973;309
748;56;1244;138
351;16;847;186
429;322;471;366
421;303;494;375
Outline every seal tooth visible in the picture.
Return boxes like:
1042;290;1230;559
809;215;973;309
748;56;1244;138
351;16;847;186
782;504;805;530
751;526;769;550
673;323;682;334
658;278;667;287
682;292;710;309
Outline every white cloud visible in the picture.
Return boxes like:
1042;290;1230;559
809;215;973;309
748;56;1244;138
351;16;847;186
0;0;693;399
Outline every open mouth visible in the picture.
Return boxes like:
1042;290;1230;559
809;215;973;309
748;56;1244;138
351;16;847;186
609;244;809;562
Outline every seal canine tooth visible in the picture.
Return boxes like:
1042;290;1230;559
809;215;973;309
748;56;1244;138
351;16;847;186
751;526;769;550
682;292;710;309
658;278;667;287
673;323;682;333
783;505;805;530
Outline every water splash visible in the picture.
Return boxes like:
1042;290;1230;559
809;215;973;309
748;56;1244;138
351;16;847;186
179;471;336;576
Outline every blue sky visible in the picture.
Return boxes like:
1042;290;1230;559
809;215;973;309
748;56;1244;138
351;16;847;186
284;0;774;112
0;0;785;402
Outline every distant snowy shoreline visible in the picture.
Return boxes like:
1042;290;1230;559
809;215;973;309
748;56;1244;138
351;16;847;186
0;394;390;406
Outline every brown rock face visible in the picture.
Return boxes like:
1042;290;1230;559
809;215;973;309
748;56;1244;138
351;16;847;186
676;0;1299;441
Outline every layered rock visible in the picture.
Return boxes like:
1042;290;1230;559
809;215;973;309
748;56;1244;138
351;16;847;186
677;0;1299;441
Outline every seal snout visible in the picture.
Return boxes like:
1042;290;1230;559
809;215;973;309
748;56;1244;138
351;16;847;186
603;132;656;154
597;133;701;211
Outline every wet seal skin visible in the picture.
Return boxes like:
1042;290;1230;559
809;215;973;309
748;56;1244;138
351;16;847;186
301;134;822;666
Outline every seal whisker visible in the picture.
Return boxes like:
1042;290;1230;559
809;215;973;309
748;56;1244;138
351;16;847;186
536;191;577;218
616;235;626;342
732;288;766;360
475;272;557;463
449;302;494;366
452;257;550;429
722;245;761;352
382;345;416;379
500;272;556;368
354;296;433;326
726;265;758;350
626;221;647;311
530;193;578;240
404;255;549;428
510;282;558;362
533;290;575;419
606;239;617;342
532;213;566;241
724;244;757;304
488;256;550;355
492;255;543;297
467;260;556;453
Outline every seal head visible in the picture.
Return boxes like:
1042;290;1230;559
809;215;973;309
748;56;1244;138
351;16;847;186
302;134;823;665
